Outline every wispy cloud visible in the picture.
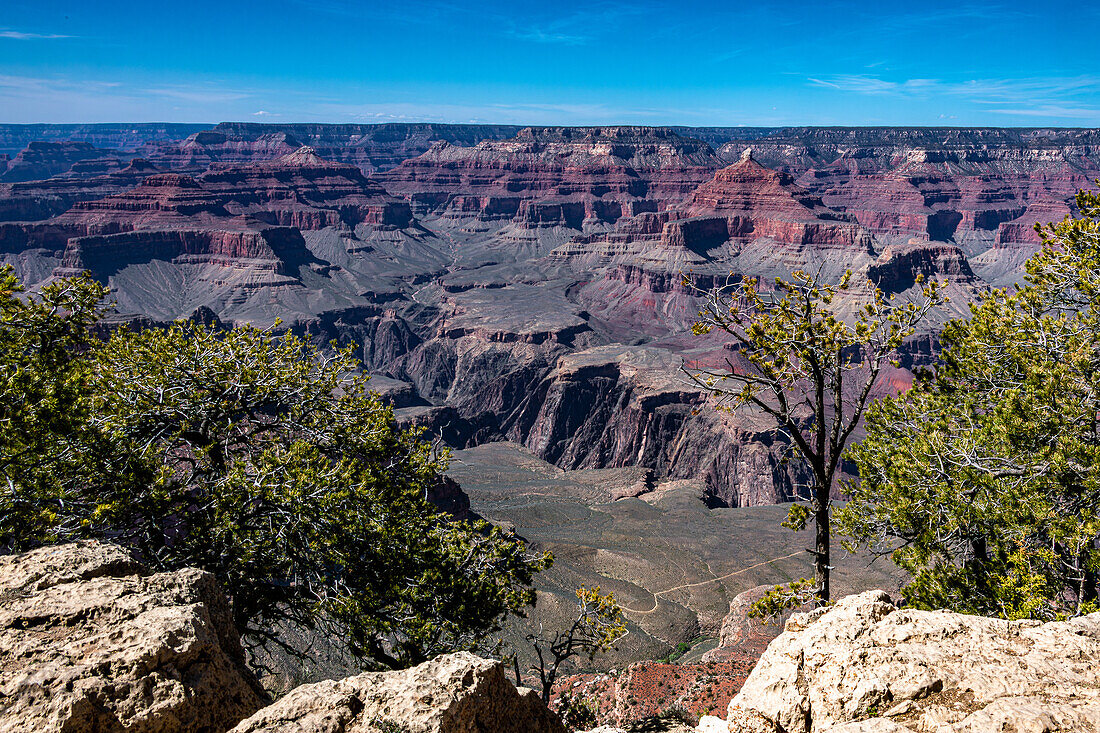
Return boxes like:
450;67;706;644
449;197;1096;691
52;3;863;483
809;74;1100;101
504;1;655;47
0;28;73;40
507;28;588;45
808;75;941;95
807;73;1100;122
986;105;1100;119
144;86;251;104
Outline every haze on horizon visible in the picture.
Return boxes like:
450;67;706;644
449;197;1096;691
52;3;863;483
0;0;1094;127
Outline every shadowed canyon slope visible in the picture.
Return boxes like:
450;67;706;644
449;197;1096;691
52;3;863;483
2;123;1097;508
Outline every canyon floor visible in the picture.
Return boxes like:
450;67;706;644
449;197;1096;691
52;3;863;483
449;441;903;669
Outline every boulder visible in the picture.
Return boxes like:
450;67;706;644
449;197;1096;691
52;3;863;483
0;540;265;732
725;590;1100;732
229;651;566;733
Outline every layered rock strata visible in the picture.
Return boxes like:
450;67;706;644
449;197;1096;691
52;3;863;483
1;140;122;182
378;126;719;227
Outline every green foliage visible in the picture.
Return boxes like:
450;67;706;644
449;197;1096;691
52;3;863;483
684;268;944;601
657;639;695;664
527;585;628;703
0;269;110;544
0;281;550;669
554;692;599;732
747;577;821;623
838;189;1100;620
781;502;811;532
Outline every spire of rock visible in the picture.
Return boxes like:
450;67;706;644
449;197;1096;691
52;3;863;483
740;147;755;163
276;146;328;167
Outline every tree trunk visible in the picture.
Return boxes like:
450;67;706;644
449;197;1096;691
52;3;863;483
815;485;830;603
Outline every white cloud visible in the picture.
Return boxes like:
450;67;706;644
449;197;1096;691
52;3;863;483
0;29;73;40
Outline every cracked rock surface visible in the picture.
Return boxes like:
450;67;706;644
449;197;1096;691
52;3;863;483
229;651;566;733
726;590;1100;732
0;541;265;733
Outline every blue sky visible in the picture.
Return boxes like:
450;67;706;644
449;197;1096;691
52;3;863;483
1;0;1096;125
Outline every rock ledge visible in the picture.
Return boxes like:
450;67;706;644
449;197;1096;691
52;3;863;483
726;590;1100;732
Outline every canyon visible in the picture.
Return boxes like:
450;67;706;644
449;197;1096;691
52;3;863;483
1;122;1095;672
2;123;1093;504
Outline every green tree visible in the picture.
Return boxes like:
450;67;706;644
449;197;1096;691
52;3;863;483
0;288;550;669
685;269;943;602
838;190;1100;619
0;269;110;543
524;586;627;703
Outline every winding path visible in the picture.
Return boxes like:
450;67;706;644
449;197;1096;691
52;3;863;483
620;549;805;615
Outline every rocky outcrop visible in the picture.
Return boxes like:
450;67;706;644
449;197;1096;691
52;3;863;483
0;541;265;732
1;141;121;182
229;651;566;733
686;153;875;254
378;126;719;227
198;146;413;229
865;239;978;292
506;345;809;506
701;585;811;664
725;590;1100;732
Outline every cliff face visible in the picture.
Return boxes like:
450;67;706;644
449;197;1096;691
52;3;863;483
377;126;719;228
198;146;413;229
0;158;161;222
0;141;122;183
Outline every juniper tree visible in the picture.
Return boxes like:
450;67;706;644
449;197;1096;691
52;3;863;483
0;280;550;669
684;269;943;603
838;190;1100;619
523;586;626;704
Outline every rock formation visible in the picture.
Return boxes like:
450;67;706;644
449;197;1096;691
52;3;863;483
1;140;122;183
378;126;719;227
0;541;575;732
0;157;161;222
146;122;524;174
725;590;1100;732
198;146;413;229
230;652;565;733
701;585;812;664
0;541;265;732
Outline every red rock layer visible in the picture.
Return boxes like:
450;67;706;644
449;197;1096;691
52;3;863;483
198;146;412;229
377;127;720;228
0;158;161;222
552;659;753;727
1;141;122;183
796;150;1091;244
